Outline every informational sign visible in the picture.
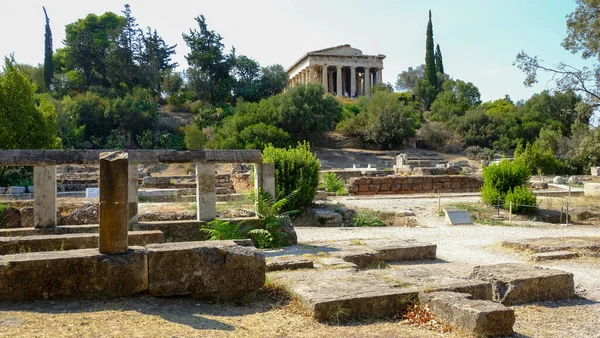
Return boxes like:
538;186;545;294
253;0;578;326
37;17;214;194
86;188;100;198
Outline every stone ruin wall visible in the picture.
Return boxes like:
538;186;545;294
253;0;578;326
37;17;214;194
346;175;482;195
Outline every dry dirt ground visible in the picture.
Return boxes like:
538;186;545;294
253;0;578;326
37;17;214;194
2;195;600;337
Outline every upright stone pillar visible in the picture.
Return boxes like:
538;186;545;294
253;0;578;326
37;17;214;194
33;166;56;229
301;70;306;85
364;68;371;97
336;66;343;97
196;163;217;221
262;163;276;198
328;71;334;93
350;67;357;97
322;66;328;92
99;152;129;255
377;69;383;85
127;164;138;224
308;66;314;83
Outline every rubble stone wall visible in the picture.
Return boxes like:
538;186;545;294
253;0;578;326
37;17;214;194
347;175;482;195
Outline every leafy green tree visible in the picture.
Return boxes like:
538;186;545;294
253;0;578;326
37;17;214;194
362;90;420;148
274;83;341;142
233;55;262;102
162;70;183;98
481;159;531;206
260;64;288;97
139;28;178;96
61;92;111;140
43;7;53;91
435;44;444;74
0;57;60;150
183;15;235;104
395;64;425;91
429;79;481;121
63;12;125;87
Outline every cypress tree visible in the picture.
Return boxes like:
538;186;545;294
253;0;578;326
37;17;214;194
42;6;53;91
435;44;444;74
424;10;437;88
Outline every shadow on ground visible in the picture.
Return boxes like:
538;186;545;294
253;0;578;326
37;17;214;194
0;294;274;331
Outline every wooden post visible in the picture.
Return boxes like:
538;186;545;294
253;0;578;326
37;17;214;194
99;152;129;255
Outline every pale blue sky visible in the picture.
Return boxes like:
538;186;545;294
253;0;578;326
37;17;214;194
0;0;590;102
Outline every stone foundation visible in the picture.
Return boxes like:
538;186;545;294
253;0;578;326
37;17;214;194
0;247;148;301
347;175;482;195
147;240;266;299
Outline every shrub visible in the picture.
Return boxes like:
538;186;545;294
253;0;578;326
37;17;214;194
263;141;320;211
323;172;346;195
200;219;248;240
465;146;495;161
417;121;453;151
514;142;566;175
504;186;537;215
184;124;206;150
0;203;9;227
481;159;531;206
352;210;385;227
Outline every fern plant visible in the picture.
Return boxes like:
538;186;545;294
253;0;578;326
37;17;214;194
246;189;299;249
200;219;252;240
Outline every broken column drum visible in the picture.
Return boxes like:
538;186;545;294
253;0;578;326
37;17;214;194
99;152;129;254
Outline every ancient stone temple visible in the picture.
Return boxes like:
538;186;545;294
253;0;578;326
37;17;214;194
287;44;385;97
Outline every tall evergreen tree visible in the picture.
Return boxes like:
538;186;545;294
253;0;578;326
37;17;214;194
435;44;444;74
42;6;53;91
424;10;438;88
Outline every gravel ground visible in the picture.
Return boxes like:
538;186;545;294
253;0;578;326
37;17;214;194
293;195;600;337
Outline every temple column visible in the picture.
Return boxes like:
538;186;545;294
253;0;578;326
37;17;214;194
377;69;383;85
336;65;343;97
364;68;371;97
308;66;314;84
322;66;328;92
350;67;357;98
328;70;334;92
300;70;305;85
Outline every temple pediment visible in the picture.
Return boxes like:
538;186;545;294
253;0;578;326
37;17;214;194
309;44;363;56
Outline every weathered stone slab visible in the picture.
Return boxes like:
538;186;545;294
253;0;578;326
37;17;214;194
312;209;343;227
0;230;162;255
333;249;381;268
370;241;437;261
147;240;265;299
266;256;314;272
313;257;358;270
419;292;515;337
531;251;579;262
268;265;492;322
469;263;575;305
584;183;600;196
0;224;99;237
444;207;473;226
0;247;148;301
502;237;600;253
269;268;418;322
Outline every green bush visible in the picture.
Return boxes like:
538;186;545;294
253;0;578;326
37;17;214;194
263;141;320;211
514;142;566;175
481;159;531;206
200;219;248;240
352;210;385;227
323;172;346;195
504;186;537;214
465;146;495;161
0;203;8;227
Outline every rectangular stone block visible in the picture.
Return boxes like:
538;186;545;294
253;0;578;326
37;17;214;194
419;292;515;337
469;263;575;305
0;247;148;301
147;240;265;299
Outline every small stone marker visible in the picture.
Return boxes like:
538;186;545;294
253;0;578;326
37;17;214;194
444;207;473;226
86;188;100;198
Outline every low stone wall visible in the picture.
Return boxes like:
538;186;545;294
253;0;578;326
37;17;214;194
320;170;393;181
347;175;482;195
0;240;265;301
584;183;600;196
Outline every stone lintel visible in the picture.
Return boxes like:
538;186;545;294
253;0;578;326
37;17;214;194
0;149;262;166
